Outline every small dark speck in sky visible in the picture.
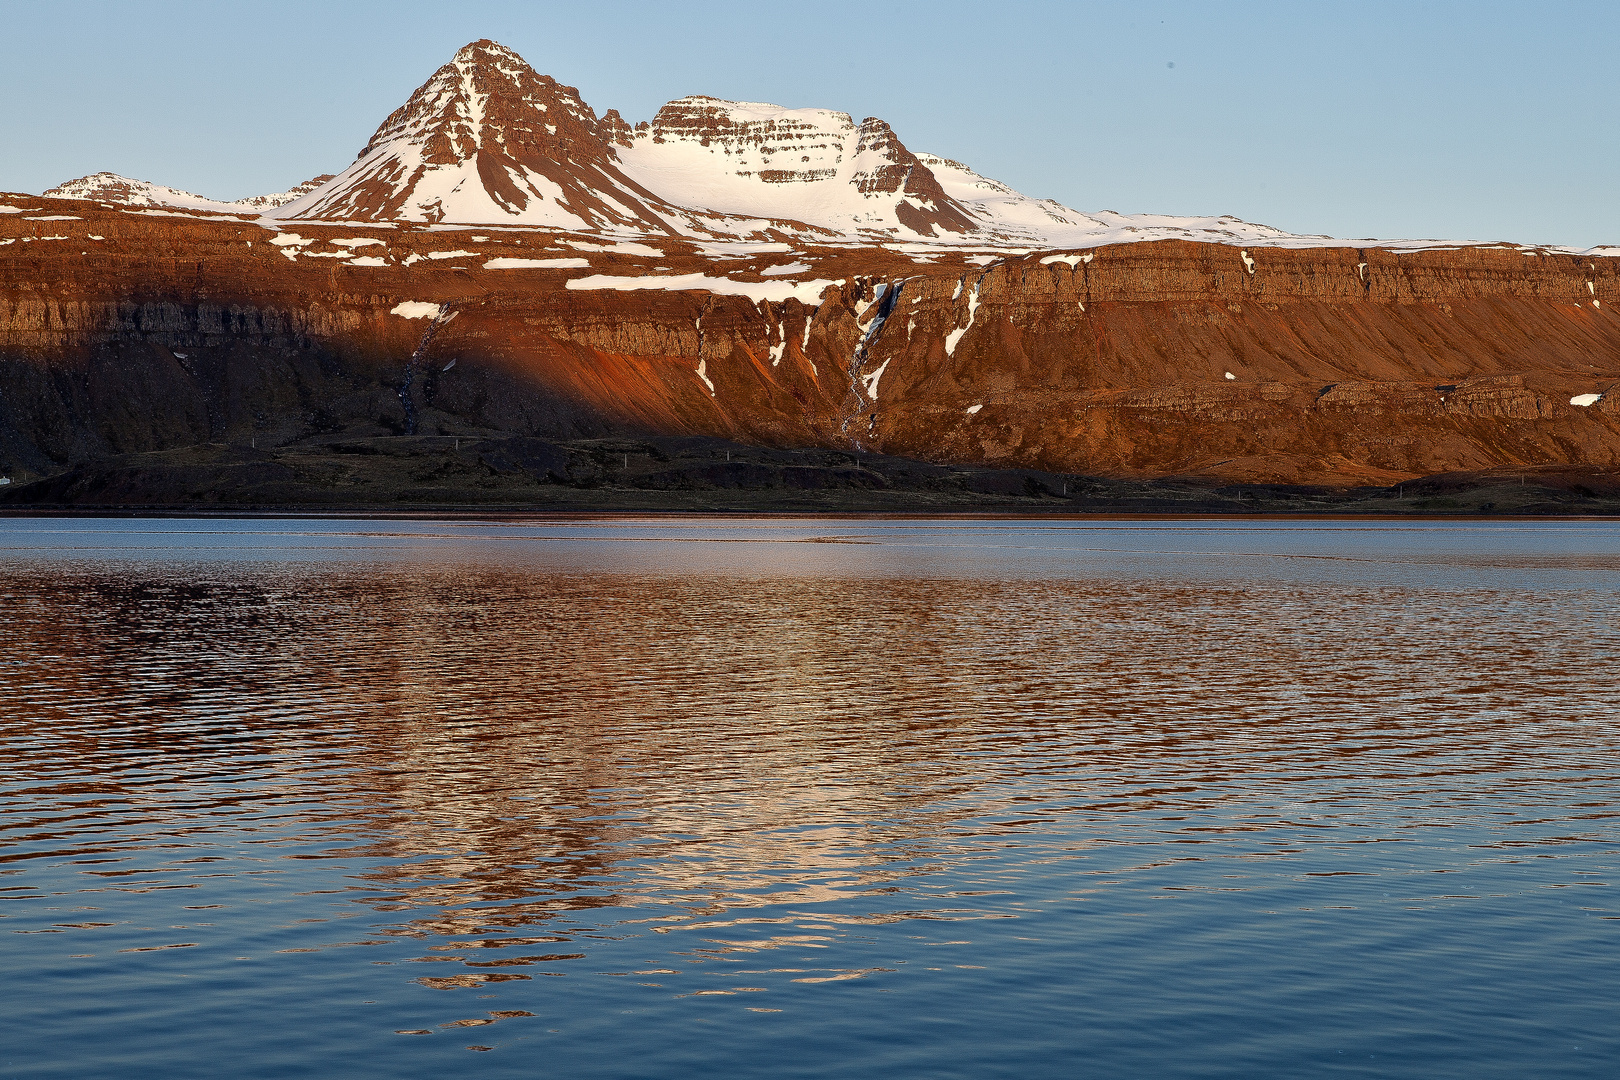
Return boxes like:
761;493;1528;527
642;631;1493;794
1167;61;1176;69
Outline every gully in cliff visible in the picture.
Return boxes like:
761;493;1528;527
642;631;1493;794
389;302;459;436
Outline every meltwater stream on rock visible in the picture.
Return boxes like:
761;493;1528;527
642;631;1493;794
1;517;1617;1078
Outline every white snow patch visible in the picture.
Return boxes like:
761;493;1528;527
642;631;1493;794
391;301;443;320
767;317;787;366
859;358;892;401
1225;371;1237;380
25;215;81;221
1570;393;1603;407
695;241;793;256
426;250;477;260
566;273;837;305
944;281;982;357
330;237;385;248
1039;253;1094;267
349;256;388;266
0;206;31;214
563;239;663;256
88;235;104;240
760;261;811;276
854;283;888;323
1240;250;1256;274
126;208;240;218
966;404;983;415
442;359;457;371
965;255;998;266
483;257;590;269
696;358;715;395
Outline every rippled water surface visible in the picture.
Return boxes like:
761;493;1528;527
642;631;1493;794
2;517;1617;1078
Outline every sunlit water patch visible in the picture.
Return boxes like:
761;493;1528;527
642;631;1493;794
2;518;1616;1078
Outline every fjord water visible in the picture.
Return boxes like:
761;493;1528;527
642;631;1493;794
2;518;1616;1079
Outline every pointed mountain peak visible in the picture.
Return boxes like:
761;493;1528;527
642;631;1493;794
351;39;608;169
452;38;518;63
278;40;696;232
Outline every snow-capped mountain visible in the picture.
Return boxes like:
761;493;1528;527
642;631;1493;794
611;97;980;239
42;173;252;213
261;40;1322;246
47;39;1552;251
43;172;337;214
270;40;716;235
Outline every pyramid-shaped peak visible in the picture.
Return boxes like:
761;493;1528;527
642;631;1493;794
451;39;525;67
348;39;608;169
281;37;694;231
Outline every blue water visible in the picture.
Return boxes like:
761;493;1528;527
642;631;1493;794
1;517;1617;1078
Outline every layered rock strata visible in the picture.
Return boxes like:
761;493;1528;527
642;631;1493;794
2;195;1617;489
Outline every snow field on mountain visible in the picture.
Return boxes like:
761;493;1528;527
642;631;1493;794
565;273;839;305
483;257;591;269
615;103;942;240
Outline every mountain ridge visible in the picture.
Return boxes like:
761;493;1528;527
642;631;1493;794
49;38;1613;254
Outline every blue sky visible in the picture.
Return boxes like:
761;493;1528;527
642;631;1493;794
3;0;1614;247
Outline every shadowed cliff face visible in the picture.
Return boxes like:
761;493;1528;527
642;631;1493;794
2;193;1618;489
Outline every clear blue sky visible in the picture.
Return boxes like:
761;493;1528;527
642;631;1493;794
3;0;1614;247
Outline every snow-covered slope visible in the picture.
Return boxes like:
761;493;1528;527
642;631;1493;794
914;155;1312;248
42;173;253;214
43;172;339;214
231;175;336;210
614;98;978;240
268;40;722;235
